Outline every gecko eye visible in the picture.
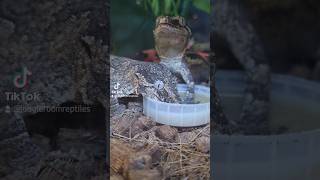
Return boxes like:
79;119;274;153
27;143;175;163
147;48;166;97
154;80;164;90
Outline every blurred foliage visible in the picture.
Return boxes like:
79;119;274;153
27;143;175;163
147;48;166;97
111;0;154;56
245;0;300;10
137;0;210;17
192;0;211;14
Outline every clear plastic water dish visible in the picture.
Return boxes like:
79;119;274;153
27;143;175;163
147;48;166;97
143;84;210;127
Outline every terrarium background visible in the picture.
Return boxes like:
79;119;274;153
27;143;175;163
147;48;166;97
111;0;210;56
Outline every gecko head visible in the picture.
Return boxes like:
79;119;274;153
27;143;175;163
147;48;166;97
136;63;181;103
154;16;191;59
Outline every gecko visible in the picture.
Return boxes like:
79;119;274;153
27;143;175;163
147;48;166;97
153;16;195;103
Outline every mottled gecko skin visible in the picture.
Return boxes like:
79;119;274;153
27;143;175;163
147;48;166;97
154;16;195;102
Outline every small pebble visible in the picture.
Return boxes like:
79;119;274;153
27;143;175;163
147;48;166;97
195;136;210;153
131;116;156;136
155;125;178;142
128;154;152;170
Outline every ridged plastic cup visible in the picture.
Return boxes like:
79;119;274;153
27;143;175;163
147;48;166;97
143;84;210;127
212;70;320;180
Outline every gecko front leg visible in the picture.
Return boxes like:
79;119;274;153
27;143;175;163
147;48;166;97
178;58;195;103
160;57;195;103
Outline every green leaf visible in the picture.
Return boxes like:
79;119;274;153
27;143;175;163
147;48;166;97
192;0;210;14
171;0;179;16
164;0;172;15
151;0;160;16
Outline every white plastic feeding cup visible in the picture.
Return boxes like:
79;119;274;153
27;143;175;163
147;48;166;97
143;84;210;127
